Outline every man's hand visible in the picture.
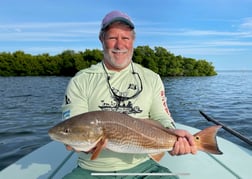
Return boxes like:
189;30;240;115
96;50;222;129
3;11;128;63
169;129;197;156
65;145;81;152
65;144;96;154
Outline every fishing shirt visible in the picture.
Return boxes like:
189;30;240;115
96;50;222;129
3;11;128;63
61;62;175;171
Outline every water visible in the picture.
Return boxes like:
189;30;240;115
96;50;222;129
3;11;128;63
163;71;252;149
0;76;70;170
0;71;252;170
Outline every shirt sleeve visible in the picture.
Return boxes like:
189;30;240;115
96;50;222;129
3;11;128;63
149;75;176;129
61;77;88;120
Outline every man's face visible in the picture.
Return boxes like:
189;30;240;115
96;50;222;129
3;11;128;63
101;22;135;71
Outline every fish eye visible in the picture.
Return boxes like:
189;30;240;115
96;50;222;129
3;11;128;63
64;128;71;134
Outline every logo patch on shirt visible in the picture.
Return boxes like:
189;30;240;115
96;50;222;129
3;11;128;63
63;110;71;119
128;83;137;90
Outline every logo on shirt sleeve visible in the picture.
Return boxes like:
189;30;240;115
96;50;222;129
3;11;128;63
63;110;71;119
161;90;170;115
65;95;71;105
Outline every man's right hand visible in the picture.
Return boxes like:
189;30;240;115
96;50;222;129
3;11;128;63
65;144;81;152
65;144;97;154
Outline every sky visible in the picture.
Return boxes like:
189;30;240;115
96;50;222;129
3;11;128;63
1;0;252;70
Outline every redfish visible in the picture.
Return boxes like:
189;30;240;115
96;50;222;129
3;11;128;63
48;111;222;161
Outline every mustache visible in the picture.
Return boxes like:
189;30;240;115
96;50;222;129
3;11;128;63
111;49;128;53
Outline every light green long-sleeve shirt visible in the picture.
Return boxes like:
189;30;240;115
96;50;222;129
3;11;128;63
62;62;175;171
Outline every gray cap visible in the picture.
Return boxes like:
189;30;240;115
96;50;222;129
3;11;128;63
101;10;134;31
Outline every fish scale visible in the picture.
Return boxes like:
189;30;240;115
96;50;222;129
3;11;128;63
99;119;177;152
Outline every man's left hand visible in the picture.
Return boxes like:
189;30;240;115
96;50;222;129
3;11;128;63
169;129;197;156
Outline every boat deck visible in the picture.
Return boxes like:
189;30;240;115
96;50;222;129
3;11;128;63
0;124;251;179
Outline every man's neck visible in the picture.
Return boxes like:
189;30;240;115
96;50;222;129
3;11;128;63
102;60;131;72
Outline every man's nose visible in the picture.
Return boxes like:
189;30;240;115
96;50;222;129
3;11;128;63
114;38;124;49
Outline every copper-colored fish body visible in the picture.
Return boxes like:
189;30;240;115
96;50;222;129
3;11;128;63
48;111;222;161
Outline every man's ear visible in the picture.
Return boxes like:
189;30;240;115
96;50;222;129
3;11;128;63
99;31;105;43
99;37;106;49
99;35;103;42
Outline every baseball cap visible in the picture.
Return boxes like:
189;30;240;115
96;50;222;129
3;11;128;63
101;10;134;31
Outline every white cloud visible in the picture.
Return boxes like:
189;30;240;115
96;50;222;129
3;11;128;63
138;27;249;37
0;22;100;42
0;22;100;29
206;40;252;46
240;17;252;29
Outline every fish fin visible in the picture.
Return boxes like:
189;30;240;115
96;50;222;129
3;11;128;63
90;137;107;160
194;125;223;155
149;152;165;162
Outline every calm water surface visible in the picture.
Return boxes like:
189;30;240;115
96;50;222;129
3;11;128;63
0;71;252;170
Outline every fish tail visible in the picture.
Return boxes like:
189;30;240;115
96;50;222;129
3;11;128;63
193;125;223;154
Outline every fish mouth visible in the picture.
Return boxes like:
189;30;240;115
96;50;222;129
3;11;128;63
48;131;104;152
48;132;62;142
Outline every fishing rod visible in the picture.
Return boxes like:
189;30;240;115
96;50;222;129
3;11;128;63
199;110;252;146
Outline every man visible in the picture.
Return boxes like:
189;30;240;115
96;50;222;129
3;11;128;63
62;10;197;179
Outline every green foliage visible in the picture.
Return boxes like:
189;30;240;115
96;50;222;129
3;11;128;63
0;46;217;77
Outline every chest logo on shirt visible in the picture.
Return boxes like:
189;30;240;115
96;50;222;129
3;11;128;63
98;84;142;114
99;99;142;114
